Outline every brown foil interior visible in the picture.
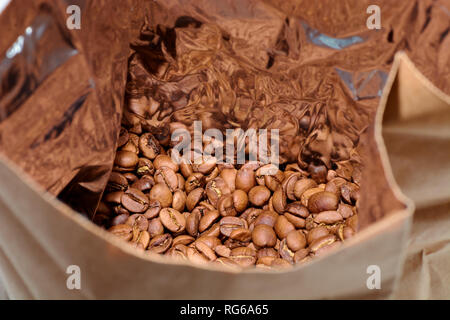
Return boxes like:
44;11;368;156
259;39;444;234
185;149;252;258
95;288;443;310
0;0;449;225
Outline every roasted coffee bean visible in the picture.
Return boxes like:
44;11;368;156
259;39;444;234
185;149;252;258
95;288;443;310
185;173;205;193
313;210;343;224
122;188;149;213
337;203;354;219
115;150;139;168
139;133;161;159
149;183;173;208
132;175;155;192
235;168;255;193
180;162;193;178
257;247;278;259
192;157;217;174
172;190;187;212
133;230;150;250
272;187;287;213
107;172;128;192
123;172;138;184
195;241;217;261
220;217;247;237
254;211;278;227
111;213;130;226
293;178;317;200
257;256;276;267
109;224;133;241
309;235;337;253
173;235;195;246
117;127;129;148
153;155;179;172
274;215;295;239
278;239;295;264
286;230;307;252
307;226;330;244
229;228;252;242
315;241;341;257
160;208;186;233
300;187;324;207
136;158;155;176
155;167;178;192
215;245;231;258
126;214;149;231
341;182;360;204
220;168;237;192
252;224;277;248
285;202;309;218
104;191;123;205
186;247;209;265
206;178;231;207
293;248;309;263
186;211;200;236
232;189;248;213
248;186;271;207
186;188;205;211
199;210;220;233
284;213;306;229
148;218;164;237
196;236;222;249
148;234;172;254
217;194;237;217
282;172;301;200
308;163;327;184
201;222;221;238
308;191;339;213
230;247;257;268
143;199;161;219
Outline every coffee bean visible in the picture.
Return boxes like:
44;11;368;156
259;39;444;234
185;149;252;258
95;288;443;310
172;190;187;212
107;172;128;192
286;230;306;251
111;213;130;226
126;214;149;231
293;178;317;200
199;210;220;232
257;247;278;259
215;245;231;257
308;191;339;213
132;175;155;192
139;133;161;160
220;217;247;237
248;185;271;207
232;190;248;213
206;178;230;207
252;224;277;248
272;187;287;213
274;215;295;239
293;248;309;263
186;211;200;236
230;247;257;268
186;188;205;211
337;203;354;219
136;158;155;176
122;188;149;213
229;228;252;242
254;211;278;227
195;241;217;261
307;226;330;244
149;183;173;208
155;167;178;192
284;213;306;228
143;199;161;219
173;235;195;246
309;235;336;253
217;194;237;217
313;210;343;224
278;239;295;264
235;168;255;193
153;155;179;172
148;234;172;254
220;168;237;192
118;127;129;148
115;150;139;168
285;202;309;218
308;163;327;184
148;218;164;237
160;208;186;233
109;224;133;241
185;173;205;193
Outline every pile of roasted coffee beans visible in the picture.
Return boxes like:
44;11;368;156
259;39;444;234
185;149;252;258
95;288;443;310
95;125;360;269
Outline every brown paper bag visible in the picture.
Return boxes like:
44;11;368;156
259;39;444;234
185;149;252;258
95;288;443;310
0;0;448;299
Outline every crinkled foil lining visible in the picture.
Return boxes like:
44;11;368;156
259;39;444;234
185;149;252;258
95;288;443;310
0;0;448;221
